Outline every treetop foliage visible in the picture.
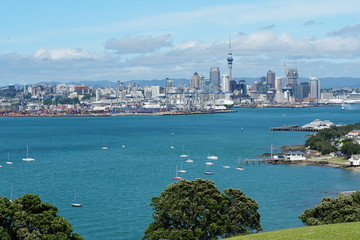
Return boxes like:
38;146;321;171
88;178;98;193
299;191;360;226
0;194;83;240
143;179;262;240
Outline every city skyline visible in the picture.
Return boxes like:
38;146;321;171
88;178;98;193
0;0;360;85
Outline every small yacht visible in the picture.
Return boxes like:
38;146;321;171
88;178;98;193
205;161;214;166
6;153;13;165
186;159;194;163
22;146;35;161
207;155;218;160
222;165;230;169
236;167;244;171
204;170;213;175
180;154;188;158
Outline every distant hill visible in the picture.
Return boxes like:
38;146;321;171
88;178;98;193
4;77;360;89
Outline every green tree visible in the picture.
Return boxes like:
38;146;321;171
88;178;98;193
143;179;262;240
340;142;360;158
0;194;83;240
299;191;360;226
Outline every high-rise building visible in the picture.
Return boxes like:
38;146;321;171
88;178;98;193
221;75;230;92
299;82;310;100
239;80;247;96
190;72;201;90
309;77;320;100
275;77;282;93
266;70;276;88
209;67;220;92
286;68;298;86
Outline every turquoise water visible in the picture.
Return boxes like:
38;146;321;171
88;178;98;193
0;106;360;239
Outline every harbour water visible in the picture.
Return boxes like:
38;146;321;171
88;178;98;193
0;106;360;239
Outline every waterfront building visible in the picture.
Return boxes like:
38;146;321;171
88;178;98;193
266;70;276;88
209;67;220;92
221;75;230;92
190;72;201;90
310;77;320;100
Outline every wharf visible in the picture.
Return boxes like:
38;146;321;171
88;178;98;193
270;125;319;132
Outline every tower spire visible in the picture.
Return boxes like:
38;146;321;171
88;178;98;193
227;34;233;82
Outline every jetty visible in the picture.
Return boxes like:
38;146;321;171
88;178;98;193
270;125;319;132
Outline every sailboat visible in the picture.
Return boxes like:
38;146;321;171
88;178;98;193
172;166;182;180
178;162;186;173
204;165;213;175
71;189;82;207
22;146;35;161
186;156;194;163
6;152;13;165
236;158;244;171
101;140;108;150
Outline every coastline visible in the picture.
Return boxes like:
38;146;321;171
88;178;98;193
0;109;236;117
265;144;357;170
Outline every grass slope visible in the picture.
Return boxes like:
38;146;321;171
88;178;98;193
226;222;360;240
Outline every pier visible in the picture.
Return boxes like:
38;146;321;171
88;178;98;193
270;125;319;132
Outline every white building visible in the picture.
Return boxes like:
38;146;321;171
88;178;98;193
221;75;230;92
285;151;306;160
310;77;320;100
349;154;360;166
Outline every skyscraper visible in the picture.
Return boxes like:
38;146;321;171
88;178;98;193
209;67;220;92
286;68;298;86
190;72;201;90
309;77;320;100
266;70;276;88
221;75;230;92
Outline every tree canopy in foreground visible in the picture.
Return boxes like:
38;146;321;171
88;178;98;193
0;193;83;240
143;179;262;240
299;191;360;226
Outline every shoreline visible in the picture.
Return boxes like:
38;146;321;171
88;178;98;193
0;109;236;118
265;144;359;171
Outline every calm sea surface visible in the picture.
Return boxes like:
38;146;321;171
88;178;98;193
1;106;360;239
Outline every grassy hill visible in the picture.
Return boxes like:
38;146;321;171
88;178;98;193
226;222;360;240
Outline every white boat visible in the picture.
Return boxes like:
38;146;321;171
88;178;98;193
71;189;82;207
178;162;186;173
172;166;183;180
186;158;194;163
180;154;188;158
22;146;35;161
204;170;213;175
101;140;108;150
205;161;214;166
122;145;126;148
236;158;244;171
207;155;218;160
6;152;13;165
222;165;230;169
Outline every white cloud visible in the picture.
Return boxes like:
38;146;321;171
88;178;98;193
33;48;96;60
105;34;172;54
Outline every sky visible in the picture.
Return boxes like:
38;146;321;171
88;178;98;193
0;0;360;85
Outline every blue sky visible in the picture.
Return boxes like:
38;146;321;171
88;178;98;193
0;0;360;84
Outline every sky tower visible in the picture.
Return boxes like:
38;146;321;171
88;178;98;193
227;35;233;82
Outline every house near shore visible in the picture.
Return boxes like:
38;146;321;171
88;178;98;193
348;154;360;167
285;151;306;160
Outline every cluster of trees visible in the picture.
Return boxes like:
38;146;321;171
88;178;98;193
305;122;360;156
0;194;83;240
43;98;80;105
299;191;360;226
143;179;262;240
